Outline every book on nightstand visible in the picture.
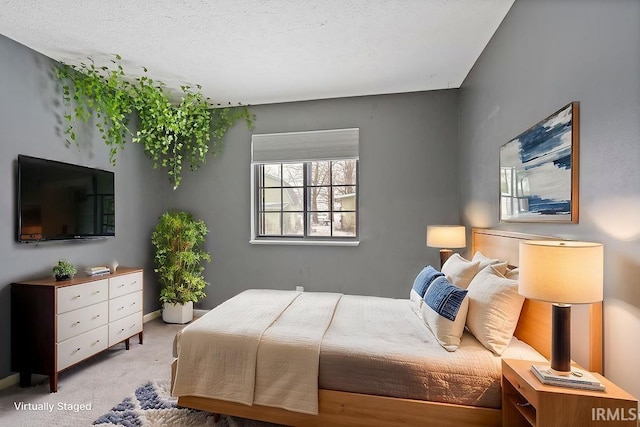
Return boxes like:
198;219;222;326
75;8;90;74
531;364;606;391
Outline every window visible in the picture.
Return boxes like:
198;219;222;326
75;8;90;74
251;129;359;244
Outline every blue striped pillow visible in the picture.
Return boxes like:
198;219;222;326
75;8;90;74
424;276;468;321
411;266;444;298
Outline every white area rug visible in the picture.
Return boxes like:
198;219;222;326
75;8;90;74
93;380;280;427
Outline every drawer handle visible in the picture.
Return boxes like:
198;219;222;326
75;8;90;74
94;314;100;319
118;306;124;311
516;402;532;408
131;281;137;285
130;324;136;328
73;321;81;325
74;347;81;352
130;302;136;306
118;284;125;288
120;328;125;332
73;295;81;299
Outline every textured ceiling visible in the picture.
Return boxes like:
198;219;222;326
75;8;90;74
0;0;514;105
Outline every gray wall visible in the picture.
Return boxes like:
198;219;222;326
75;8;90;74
0;35;170;380
0;32;460;383
458;0;640;398
172;91;460;306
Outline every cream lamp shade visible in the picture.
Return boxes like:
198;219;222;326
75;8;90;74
426;225;466;248
518;240;604;304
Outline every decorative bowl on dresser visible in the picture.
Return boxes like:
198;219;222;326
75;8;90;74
11;267;144;392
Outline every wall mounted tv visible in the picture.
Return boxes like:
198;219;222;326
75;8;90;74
17;155;115;243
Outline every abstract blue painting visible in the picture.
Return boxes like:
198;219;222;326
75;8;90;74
500;102;579;222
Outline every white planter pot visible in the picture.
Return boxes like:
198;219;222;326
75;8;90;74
162;301;194;324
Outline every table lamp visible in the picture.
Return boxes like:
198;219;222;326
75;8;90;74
518;240;603;375
426;225;466;268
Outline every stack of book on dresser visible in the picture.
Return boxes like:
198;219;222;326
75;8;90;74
85;266;110;276
531;365;605;391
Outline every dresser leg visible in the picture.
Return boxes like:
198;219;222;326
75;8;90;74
139;331;144;345
125;338;130;350
49;373;58;393
19;371;31;388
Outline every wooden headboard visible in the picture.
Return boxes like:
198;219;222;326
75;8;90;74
471;228;603;373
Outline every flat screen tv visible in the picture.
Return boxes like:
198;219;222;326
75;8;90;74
17;155;115;242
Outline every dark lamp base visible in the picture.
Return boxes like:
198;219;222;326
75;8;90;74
551;303;572;374
439;249;453;269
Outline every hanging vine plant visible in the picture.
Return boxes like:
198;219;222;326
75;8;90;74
55;55;253;189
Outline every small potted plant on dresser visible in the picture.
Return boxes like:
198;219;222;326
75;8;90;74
52;260;77;281
151;211;211;324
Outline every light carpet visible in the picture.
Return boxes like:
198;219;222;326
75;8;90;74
0;318;283;426
93;380;282;427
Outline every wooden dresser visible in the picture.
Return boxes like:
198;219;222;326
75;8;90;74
11;267;144;392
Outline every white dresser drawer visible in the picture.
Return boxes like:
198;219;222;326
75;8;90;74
57;280;108;314
57;325;108;371
109;291;142;322
109;271;143;299
57;301;108;342
109;312;143;347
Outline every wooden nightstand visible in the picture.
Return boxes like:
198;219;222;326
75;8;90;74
502;359;638;427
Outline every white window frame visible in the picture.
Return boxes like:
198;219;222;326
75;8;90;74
250;128;360;246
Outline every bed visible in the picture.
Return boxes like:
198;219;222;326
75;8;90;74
170;228;603;427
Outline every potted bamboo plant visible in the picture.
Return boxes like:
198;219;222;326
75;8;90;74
151;211;211;323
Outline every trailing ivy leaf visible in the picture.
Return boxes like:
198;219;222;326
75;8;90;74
55;54;254;189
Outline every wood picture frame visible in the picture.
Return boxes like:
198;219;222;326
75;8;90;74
499;102;579;223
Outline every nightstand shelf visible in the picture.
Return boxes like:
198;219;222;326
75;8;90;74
502;359;638;427
504;391;536;426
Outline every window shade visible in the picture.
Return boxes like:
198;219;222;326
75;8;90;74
251;128;359;163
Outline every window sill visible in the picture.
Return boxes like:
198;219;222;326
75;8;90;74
250;239;360;247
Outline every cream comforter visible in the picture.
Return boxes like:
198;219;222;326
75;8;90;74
172;289;342;415
172;290;545;414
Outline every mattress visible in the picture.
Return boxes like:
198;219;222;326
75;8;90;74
173;292;545;410
318;295;544;409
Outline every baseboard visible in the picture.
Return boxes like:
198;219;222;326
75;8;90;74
0;373;19;391
143;309;161;323
193;309;210;317
144;308;208;321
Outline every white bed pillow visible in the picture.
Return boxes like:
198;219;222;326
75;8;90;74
441;253;480;289
409;288;423;308
421;276;469;352
505;267;519;281
465;265;525;355
472;251;508;275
